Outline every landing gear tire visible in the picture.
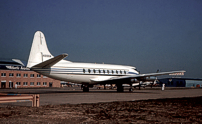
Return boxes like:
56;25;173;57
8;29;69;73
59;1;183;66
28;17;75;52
129;88;133;92
83;85;89;92
117;84;124;92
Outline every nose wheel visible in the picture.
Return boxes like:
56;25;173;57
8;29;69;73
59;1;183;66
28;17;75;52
129;88;133;92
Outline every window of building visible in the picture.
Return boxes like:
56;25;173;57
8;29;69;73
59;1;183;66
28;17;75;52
30;82;34;86
37;82;41;86
24;74;28;77
16;82;21;86
1;73;6;77
43;82;47;86
37;74;41;78
23;82;28;86
43;76;47;78
16;73;21;77
30;74;34;78
9;73;14;77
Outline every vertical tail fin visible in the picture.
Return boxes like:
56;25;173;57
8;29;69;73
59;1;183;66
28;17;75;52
27;31;53;68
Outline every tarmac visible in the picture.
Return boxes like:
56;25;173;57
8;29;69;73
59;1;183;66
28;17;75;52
0;87;202;106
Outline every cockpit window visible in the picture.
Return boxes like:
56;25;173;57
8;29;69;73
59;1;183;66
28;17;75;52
133;68;139;73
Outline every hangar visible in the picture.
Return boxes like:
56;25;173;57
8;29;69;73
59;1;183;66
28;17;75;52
0;60;60;88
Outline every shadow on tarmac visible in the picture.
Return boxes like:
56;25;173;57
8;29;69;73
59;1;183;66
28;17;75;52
1;88;158;94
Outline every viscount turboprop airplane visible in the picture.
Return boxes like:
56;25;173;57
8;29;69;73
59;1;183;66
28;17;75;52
27;31;185;92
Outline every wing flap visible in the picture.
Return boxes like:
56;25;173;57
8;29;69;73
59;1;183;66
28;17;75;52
31;53;68;68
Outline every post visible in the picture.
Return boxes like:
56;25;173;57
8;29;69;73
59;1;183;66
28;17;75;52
162;83;165;90
32;95;36;107
36;94;40;107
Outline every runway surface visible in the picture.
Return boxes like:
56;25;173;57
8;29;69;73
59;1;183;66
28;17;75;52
1;87;202;106
1;87;202;123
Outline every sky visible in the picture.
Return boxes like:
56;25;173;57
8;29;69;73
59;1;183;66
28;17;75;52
0;0;202;78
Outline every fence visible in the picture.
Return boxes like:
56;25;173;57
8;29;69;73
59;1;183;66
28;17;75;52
0;93;39;107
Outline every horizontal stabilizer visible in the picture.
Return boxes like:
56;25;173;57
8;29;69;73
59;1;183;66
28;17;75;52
12;59;25;66
32;53;68;68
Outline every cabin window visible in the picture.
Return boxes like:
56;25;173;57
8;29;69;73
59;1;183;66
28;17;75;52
107;70;109;74
88;69;91;73
99;70;101;73
124;71;126;74
111;70;114;74
116;70;118;74
83;69;85;73
103;70;105;74
93;69;96;73
120;70;122;74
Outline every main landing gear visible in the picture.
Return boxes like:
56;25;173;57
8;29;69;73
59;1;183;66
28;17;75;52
82;84;89;92
116;84;124;92
116;84;134;92
129;84;133;92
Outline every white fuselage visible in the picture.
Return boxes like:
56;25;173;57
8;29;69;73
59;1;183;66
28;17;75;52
32;60;139;84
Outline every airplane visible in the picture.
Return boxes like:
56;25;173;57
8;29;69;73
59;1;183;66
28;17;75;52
27;31;185;92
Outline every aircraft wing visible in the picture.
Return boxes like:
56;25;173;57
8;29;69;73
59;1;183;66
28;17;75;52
31;53;68;68
91;70;186;83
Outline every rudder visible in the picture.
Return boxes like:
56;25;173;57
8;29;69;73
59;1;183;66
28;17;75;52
27;31;53;68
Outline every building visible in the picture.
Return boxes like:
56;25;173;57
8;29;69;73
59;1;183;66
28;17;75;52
0;60;60;88
159;78;202;87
